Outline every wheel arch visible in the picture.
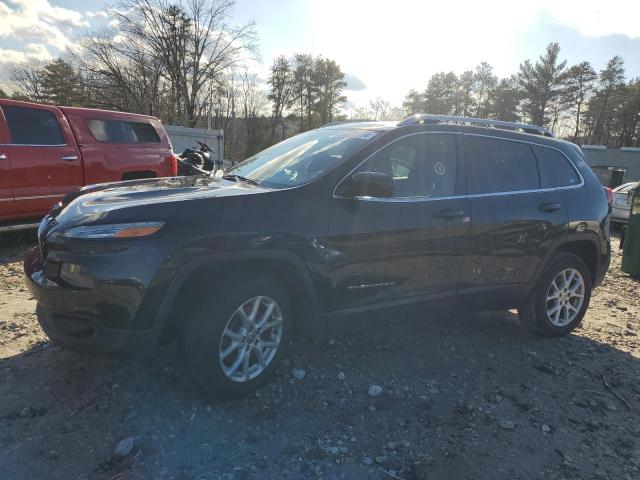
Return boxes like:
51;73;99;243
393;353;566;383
153;251;322;345
552;238;599;284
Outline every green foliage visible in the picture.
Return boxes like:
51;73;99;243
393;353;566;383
517;42;567;127
41;59;82;106
400;44;640;147
273;53;346;133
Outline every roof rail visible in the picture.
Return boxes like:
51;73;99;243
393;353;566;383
397;114;554;137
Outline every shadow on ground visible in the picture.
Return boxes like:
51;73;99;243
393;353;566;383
1;304;639;480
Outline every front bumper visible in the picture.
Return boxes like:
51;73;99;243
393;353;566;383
24;246;158;354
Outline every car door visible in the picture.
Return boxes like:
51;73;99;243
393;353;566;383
459;134;567;310
326;131;470;312
0;104;83;218
0;108;14;219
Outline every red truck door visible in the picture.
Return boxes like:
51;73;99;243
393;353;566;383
0;102;84;219
0;108;14;219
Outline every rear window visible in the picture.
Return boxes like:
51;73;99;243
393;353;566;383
536;146;581;188
86;119;160;143
465;136;540;194
2;105;65;145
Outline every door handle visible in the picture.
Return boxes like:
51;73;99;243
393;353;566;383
0;154;6;160
61;155;79;161
433;209;465;220
538;202;561;213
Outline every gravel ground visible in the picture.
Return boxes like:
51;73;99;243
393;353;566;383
0;231;639;480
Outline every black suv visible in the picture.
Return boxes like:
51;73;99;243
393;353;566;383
25;115;610;398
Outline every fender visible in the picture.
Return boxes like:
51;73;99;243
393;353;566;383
148;249;323;345
532;229;605;290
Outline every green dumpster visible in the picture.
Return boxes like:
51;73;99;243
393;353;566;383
621;184;640;276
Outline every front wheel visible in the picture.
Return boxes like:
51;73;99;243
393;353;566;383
179;275;291;399
518;253;592;337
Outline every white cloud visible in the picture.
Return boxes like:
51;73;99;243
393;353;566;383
0;0;88;51
86;10;108;19
0;42;52;65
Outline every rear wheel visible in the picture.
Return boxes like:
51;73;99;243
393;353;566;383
179;275;291;399
518;253;592;337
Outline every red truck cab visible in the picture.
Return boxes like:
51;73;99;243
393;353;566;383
0;100;176;224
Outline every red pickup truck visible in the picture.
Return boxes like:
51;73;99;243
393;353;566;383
0;99;177;226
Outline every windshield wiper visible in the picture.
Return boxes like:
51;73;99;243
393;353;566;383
221;174;260;186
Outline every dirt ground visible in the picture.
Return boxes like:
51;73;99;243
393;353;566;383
1;231;639;480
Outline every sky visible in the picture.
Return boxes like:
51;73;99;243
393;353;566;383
1;0;640;110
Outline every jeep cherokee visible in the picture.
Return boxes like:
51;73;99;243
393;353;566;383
24;114;611;398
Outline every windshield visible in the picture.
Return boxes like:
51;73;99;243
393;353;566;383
222;128;381;188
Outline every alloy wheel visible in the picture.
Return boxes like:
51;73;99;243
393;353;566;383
545;268;585;327
218;296;284;382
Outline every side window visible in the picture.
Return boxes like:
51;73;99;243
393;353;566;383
356;133;456;198
86;119;160;143
536;146;581;188
2;105;65;145
129;122;161;143
465;136;539;194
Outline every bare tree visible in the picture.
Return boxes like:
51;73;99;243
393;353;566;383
113;0;257;127
9;63;47;102
239;69;268;156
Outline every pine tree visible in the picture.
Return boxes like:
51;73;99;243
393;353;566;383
561;62;597;142
41;59;82;105
517;43;567;128
267;55;294;142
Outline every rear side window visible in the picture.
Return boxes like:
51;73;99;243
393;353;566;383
86;119;160;143
465;136;539;194
536;146;581;188
2;105;65;145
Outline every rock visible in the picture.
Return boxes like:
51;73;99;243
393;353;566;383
19;407;33;418
124;410;138;422
368;385;383;397
535;364;555;375
499;420;515;430
114;437;136;457
292;369;306;380
375;455;386;464
542;424;552;434
362;456;374;466
337;372;345;381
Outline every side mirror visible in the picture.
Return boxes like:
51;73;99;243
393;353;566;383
338;171;394;198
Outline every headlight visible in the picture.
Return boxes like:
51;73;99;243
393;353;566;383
59;263;95;289
62;222;164;239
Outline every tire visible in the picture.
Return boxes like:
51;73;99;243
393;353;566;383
518;253;592;337
179;275;292;399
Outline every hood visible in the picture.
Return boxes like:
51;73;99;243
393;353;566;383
53;176;272;225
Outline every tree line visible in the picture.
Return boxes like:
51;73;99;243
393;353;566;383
1;0;348;160
3;3;638;156
401;43;640;147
